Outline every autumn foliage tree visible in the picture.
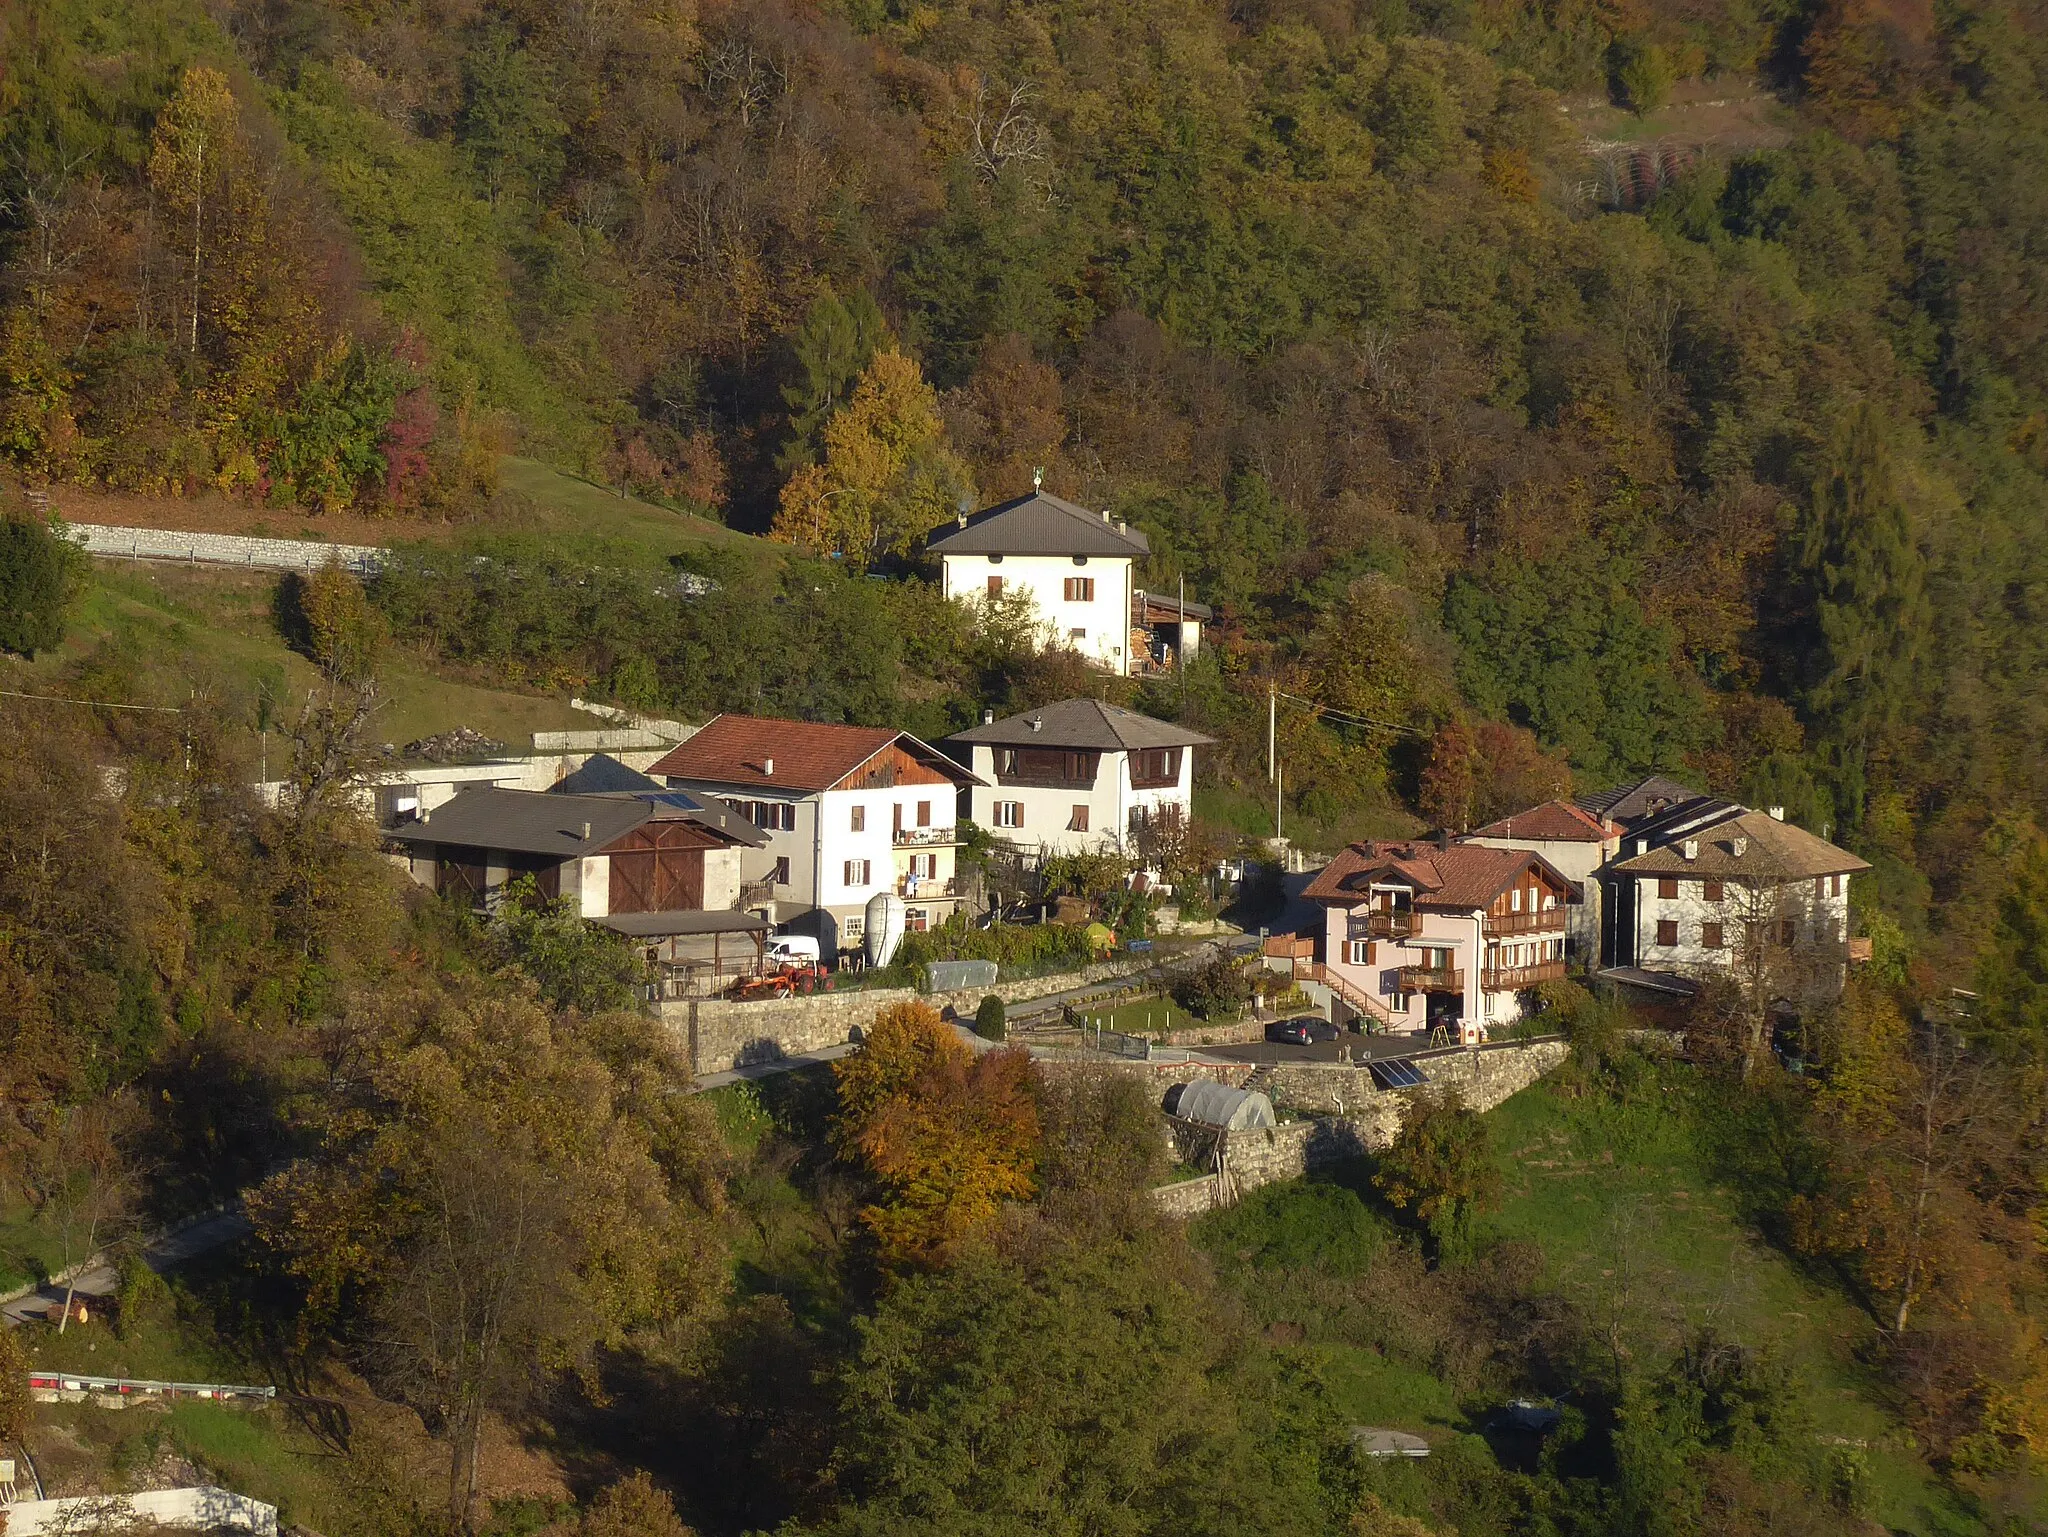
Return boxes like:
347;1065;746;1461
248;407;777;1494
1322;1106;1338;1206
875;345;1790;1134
771;350;974;566
832;1000;1039;1267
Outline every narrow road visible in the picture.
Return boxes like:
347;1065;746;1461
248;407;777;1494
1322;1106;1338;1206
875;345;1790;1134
1;1209;253;1327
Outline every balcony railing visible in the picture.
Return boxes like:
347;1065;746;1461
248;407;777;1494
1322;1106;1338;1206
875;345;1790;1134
1481;960;1566;992
1488;908;1566;936
738;879;776;908
1353;909;1420;939
1397;966;1464;994
893;826;959;847
898;876;960;899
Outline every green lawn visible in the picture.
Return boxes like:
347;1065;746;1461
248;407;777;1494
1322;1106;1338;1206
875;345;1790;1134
490;457;772;568
1477;1078;1991;1536
25;563;592;753
1078;996;1204;1037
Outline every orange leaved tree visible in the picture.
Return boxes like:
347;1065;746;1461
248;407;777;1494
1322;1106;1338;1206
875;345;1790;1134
833;1000;1039;1267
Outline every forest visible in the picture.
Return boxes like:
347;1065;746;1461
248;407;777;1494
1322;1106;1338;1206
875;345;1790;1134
1;0;2047;1527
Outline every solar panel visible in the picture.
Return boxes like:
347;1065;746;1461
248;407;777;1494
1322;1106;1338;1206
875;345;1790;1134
1368;1058;1428;1090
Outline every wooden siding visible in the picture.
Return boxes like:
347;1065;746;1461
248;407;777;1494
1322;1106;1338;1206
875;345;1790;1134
833;742;958;792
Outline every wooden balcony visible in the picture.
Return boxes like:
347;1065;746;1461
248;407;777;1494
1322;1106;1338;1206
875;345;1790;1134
1481;960;1566;992
1354;909;1420;939
1487;908;1565;936
1397;966;1464;993
893;826;959;847
898;876;960;899
738;879;776;909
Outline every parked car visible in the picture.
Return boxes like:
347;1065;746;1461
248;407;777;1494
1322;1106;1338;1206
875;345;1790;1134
1264;1018;1338;1046
763;934;821;968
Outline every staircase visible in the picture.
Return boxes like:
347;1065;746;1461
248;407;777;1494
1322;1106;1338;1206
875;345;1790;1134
1298;961;1401;1031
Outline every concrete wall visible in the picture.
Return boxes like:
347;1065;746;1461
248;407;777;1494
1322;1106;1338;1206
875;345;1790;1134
5;1486;277;1535
70;522;381;575
1148;1037;1568;1218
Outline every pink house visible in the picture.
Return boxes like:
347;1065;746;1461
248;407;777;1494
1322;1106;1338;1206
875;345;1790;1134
1301;837;1575;1037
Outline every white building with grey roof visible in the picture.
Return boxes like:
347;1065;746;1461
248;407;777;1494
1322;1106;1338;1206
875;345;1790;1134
942;698;1214;860
927;489;1152;677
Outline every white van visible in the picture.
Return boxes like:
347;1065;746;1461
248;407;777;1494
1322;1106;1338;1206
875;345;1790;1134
763;934;822;968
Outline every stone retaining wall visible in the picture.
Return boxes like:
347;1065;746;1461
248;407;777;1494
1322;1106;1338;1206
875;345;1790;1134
668;955;1162;1077
1148;1038;1568;1218
69;523;383;574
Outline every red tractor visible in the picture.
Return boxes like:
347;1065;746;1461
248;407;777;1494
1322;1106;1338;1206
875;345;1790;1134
726;962;833;1001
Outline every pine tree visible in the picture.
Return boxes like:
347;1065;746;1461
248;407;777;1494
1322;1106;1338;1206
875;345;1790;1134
1798;407;1931;827
780;287;893;468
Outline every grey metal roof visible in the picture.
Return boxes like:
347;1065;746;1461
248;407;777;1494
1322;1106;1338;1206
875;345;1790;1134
1135;589;1214;621
386;788;651;857
1573;774;1706;828
551;753;661;795
946;698;1215;752
925;491;1150;557
594;910;772;937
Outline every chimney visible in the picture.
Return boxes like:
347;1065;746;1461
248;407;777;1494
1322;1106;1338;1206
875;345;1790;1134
1636;838;1649;856
1101;509;1111;522
1029;717;1043;733
1436;828;1451;852
1682;838;1698;861
1768;805;1785;821
1731;836;1749;857
580;821;592;841
982;708;995;725
762;757;775;776
1117;520;1128;535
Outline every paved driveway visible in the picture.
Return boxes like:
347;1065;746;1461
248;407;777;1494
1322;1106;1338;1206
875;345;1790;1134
1204;1031;1441;1067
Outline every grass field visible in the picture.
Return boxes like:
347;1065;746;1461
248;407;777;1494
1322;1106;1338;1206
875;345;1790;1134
1192;1067;2007;1537
13;562;591;754
1077;996;1204;1036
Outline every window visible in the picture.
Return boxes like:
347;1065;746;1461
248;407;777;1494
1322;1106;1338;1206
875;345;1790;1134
1701;921;1724;949
917;799;932;827
907;853;937;879
753;801;794;831
1068;627;1087;639
1510;887;1522;913
1777;919;1797;945
998;747;1100;786
843;859;871;887
1128;747;1183;788
1703;880;1724;902
994;800;1024;828
841;915;865;941
1068;804;1090;832
987;575;1003;599
1346;939;1377;966
1657;877;1679;899
1393;992;1413;1013
905;907;929;933
1655;919;1679;946
1064;577;1096;602
771;857;790;886
850;805;865;832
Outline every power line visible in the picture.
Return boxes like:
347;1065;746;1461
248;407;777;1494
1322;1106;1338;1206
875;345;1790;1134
0;688;182;714
1272;689;1424;738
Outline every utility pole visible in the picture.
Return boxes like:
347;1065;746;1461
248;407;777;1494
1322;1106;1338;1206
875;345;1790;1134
1276;760;1284;844
1176;571;1186;705
1267;684;1276;784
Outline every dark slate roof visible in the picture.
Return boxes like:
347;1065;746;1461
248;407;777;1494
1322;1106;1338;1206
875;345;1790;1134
387;788;652;857
551;753;662;795
945;698;1215;752
595;910;772;937
1573;774;1706;829
925;491;1150;557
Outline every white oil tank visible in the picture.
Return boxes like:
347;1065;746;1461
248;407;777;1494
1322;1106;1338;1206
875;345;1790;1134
865;892;907;968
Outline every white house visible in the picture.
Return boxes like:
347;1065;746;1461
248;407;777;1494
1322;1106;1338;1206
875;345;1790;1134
942;698;1214;861
1300;837;1576;1037
926;489;1151;676
1601;802;1870;1007
647;714;984;955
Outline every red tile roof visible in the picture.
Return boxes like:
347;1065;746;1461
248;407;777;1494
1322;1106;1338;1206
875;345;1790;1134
647;715;975;793
1303;839;1568;910
1469;800;1611;843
